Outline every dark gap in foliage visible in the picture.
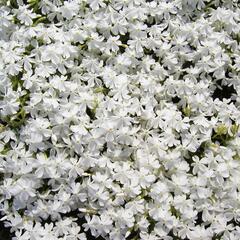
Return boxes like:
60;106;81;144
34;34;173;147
126;229;140;240
144;48;159;62
9;0;18;8
86;106;96;120
182;61;194;69
120;32;130;45
195;211;203;225
0;213;15;240
212;233;224;240
172;96;181;103
100;142;107;154
145;16;157;28
185;155;194;174
232;33;240;44
227;219;240;227
119;32;130;53
37;178;51;194
212;80;236;102
119;45;126;53
146;215;155;234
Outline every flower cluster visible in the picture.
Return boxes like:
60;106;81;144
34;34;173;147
0;0;240;239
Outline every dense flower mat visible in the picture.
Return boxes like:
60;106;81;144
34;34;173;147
0;0;240;239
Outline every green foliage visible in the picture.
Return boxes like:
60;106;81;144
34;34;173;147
4;73;30;130
182;104;191;117
170;205;181;219
32;16;48;27
94;87;110;95
0;142;11;155
10;74;23;91
212;123;239;146
28;0;41;13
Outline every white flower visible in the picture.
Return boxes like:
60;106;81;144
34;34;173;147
187;225;213;240
1;0;240;239
105;36;121;54
137;167;156;189
59;1;79;20
0;88;20;116
14;6;39;26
